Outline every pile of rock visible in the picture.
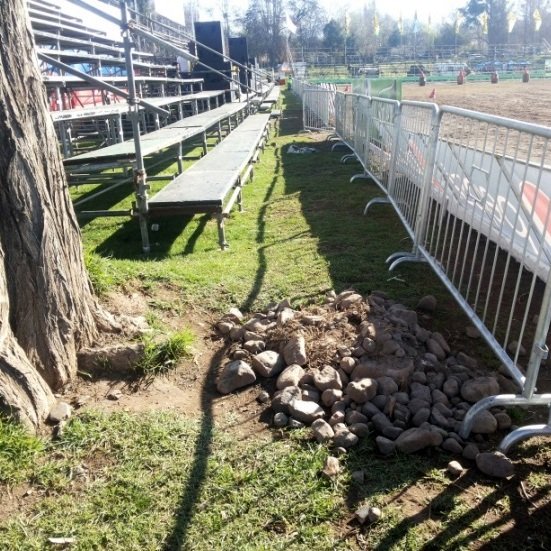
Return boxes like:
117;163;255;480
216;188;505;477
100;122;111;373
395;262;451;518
215;290;518;476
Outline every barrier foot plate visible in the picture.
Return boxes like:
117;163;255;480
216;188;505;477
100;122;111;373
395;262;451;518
364;196;390;213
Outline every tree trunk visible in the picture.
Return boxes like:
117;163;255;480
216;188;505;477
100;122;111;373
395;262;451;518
0;0;108;428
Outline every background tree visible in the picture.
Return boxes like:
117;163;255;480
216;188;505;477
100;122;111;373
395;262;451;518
0;0;119;429
287;0;326;55
461;0;510;47
242;0;285;66
434;22;469;54
322;19;344;50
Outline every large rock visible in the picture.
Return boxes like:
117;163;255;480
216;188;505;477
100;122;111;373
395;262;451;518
442;438;464;455
443;377;460;398
311;419;334;443
289;400;325;424
333;424;359;448
376;376;399;396
471;410;498;434
395;428;443;454
321;389;343;407
339;356;356;374
371;412;393;433
346;378;377;403
283;335;308;366
476;452;515;478
273;412;288;427
244;340;266;354
349;423;370;438
271;386;302;413
461;377;500;403
277;307;295;325
48;402;72;424
251;350;285;377
336;291;363;309
322;456;341;478
432;332;451;354
276;364;305;389
313;365;343;391
426;338;446;360
417;295;437;312
375;436;396;455
217;360;257;394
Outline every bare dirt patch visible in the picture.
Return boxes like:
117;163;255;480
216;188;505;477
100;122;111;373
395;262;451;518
60;284;272;439
403;79;551;127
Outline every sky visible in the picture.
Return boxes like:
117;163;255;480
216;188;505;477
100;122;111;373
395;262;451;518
54;0;524;36
153;0;469;26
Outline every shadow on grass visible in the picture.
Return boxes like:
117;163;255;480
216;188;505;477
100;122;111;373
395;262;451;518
278;90;420;299
240;151;281;312
93;213;208;259
163;343;229;550
339;437;551;549
74;154;182;229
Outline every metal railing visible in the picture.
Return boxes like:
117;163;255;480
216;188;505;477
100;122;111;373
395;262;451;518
294;79;551;453
298;82;336;132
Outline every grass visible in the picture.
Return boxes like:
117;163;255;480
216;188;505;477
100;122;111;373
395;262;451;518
3;413;549;549
135;329;194;377
0;412;347;550
2;90;551;549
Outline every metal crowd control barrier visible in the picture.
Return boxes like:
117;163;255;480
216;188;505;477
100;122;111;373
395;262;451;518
302;83;551;453
301;84;336;131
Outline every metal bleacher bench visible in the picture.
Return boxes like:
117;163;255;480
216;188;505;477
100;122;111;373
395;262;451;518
64;100;249;171
148;113;272;249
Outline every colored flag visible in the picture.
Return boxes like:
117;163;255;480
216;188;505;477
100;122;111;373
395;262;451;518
373;13;380;36
507;12;517;33
534;9;542;32
285;13;297;34
398;13;403;34
344;11;350;35
480;12;488;34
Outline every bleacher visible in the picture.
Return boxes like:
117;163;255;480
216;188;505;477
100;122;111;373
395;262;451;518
149;113;272;249
28;0;278;251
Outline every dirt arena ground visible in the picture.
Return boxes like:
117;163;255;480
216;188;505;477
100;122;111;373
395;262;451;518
403;79;551;128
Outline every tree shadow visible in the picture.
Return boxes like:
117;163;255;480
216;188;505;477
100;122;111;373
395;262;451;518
239;152;281;313
162;343;228;550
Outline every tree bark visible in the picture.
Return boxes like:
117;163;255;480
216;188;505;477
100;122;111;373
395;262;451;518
0;0;108;428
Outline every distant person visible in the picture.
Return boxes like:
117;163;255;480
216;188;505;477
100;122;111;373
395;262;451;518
177;55;191;79
419;71;426;86
491;71;499;84
457;70;464;85
522;67;530;83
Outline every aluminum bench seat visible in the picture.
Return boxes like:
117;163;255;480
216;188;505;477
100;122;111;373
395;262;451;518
148;113;271;248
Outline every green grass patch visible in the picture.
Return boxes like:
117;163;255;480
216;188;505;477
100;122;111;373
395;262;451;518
0;412;347;550
0;417;44;485
136;329;195;377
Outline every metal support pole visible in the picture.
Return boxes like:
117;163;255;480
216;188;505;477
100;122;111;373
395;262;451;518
120;0;150;253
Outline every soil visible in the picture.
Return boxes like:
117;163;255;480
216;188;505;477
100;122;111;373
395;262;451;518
62;286;271;437
402;79;551;128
